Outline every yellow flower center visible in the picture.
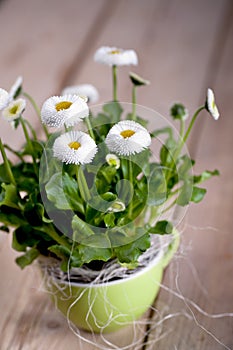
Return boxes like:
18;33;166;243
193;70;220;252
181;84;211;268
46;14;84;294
9;105;19;114
120;129;135;138
68;141;81;150
109;49;121;55
55;101;72;111
109;158;117;166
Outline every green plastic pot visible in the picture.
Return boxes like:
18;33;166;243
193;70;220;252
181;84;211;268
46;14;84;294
48;231;180;333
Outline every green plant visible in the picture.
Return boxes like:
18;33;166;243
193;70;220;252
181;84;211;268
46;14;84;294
0;47;219;271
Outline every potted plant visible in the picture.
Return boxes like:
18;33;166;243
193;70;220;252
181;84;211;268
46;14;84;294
0;46;219;333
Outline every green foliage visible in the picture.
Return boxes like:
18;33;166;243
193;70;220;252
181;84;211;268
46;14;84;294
16;248;40;269
0;85;219;272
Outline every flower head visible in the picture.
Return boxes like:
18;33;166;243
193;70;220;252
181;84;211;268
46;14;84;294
2;98;26;121
108;200;126;213
53;131;97;165
170;103;188;121
106;153;120;169
62;84;99;104
105;120;151;156
94;46;138;66
0;88;10;111
206;88;220;120
0;77;23;112
41;94;89;128
129;72;150;86
9;76;23;99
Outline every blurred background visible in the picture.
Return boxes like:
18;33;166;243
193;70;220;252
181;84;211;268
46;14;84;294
0;0;232;349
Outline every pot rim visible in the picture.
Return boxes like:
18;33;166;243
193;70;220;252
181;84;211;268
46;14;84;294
48;244;165;288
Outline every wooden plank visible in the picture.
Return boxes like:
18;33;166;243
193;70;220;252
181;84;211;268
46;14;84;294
146;1;233;349
64;0;228;115
0;0;109;149
0;0;232;349
66;0;231;348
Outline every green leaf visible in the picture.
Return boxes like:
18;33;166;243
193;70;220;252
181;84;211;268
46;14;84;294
62;172;84;213
0;225;9;233
24;202;52;226
176;180;193;206
0;164;11;183
48;245;82;271
147;167;167;206
12;162;38;192
178;155;194;180
114;233;151;265
194;169;219;184
12;225;54;252
72;214;95;242
98;165;117;185
15;248;40;269
78;244;112;264
104;212;115;228
191;186;207;203
22;140;44;159
12;225;39;252
0;206;25;226
48;244;70;259
151;127;173;139
45;172;84;213
0;183;20;209
103;101;123;123
148;220;173;234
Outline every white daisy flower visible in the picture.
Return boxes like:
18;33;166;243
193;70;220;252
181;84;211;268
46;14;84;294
206;88;220;120
2;98;26;121
9;76;23;99
105;120;151;156
94;46;138;66
53;131;97;165
107;200;126;213
106;153;120;169
61;84;99;104
0;88;10;110
0;77;23;112
41;94;89;128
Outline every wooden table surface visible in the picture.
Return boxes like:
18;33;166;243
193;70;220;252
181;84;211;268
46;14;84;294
0;0;232;349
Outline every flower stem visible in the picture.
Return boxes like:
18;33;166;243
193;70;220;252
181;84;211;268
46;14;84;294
85;115;95;140
183;106;205;144
23;91;49;139
41;224;71;249
0;139;16;185
20;117;38;175
128;158;133;218
112;65;118;101
3;144;24;162
132;85;137;120
24;119;37;140
76;165;90;202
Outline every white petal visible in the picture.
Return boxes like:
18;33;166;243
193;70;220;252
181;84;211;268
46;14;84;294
106;153;120;169
207;88;220;120
53;131;97;165
41;94;89;127
94;46;138;66
2;98;26;121
105;120;151;156
62;84;99;104
9;76;23;99
0;88;10;110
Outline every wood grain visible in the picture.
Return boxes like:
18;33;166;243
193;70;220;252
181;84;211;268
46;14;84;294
0;0;232;349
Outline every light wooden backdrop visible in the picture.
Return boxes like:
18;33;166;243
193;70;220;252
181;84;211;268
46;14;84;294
0;0;232;349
